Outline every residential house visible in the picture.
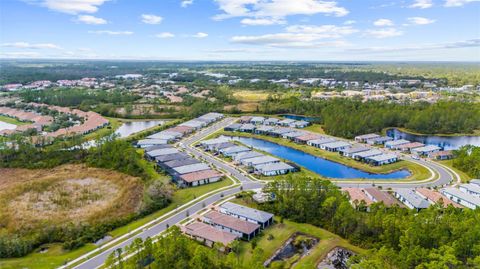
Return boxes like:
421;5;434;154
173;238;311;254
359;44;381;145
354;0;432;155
219;202;274;229
278;119;296;127
394;188;431;210
459;183;480;198
202;211;260;241
254;125;275;135
178;169;223;187
239;123;255;133
365;153;399;166
254;162;296;176
145;148;179;160
172;163;211;175
367;136;394;145
264;118;279;125
355;133;380;143
385;139;410;149
219;146;251;157
184;222;237;249
250;116;265;125
397;142;425;153
441;187;480;209
428;150;453;160
363;188;402;207
320;141;351;152
307;138;336;148
136;139;168;148
224;123;242;132
233;151;264;162
411;145;442;156
339;146;370;158
282;131;306;140
415;188;462;208
240;155;280;167
343;188;373;207
293;133;323;144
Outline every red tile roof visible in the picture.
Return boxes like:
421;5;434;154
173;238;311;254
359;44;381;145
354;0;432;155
416;188;462;208
185;222;237;246
204;211;260;234
180;169;222;183
343;188;373;205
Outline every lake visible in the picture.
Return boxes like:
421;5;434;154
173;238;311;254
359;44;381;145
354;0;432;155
228;136;411;180
115;120;165;138
0;120;17;131
387;128;480;150
280;114;320;123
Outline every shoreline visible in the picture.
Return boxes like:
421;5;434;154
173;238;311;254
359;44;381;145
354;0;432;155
385;127;480;137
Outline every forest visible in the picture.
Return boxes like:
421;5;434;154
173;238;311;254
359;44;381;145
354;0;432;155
453;145;480;178
260;97;480;137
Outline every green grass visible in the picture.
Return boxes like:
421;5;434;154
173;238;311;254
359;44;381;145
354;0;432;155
302;124;326;135
0;115;30;125
81;117;122;142
233;198;363;268
436;159;471;183
219;131;431;181
0;244;96;269
0;179;235;269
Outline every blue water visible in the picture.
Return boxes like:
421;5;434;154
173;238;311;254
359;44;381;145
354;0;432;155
230;136;411;180
387;128;480;150
280;114;320;123
115;120;165;138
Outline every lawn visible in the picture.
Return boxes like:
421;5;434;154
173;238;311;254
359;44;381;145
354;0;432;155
0;115;30;125
219;131;432;182
302;124;326;135
436;159;471;183
0;179;235;269
232;198;363;268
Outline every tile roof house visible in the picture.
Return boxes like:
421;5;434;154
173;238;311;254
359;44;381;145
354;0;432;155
203;211;260;241
184;222;237;248
178;169;223;187
415;188;462;208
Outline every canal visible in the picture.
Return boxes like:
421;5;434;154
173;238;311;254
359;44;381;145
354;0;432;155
387;128;480;150
228;136;411;180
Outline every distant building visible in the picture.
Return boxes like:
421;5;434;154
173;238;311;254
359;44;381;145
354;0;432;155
354;133;380;143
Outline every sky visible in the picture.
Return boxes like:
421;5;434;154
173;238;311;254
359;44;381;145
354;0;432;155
0;0;479;61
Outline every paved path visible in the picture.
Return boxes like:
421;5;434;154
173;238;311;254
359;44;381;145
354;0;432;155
71;117;455;269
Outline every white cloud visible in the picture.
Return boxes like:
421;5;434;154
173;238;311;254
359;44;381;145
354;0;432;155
0;52;42;58
407;17;436;25
88;30;133;35
373;19;394;26
444;0;480;6
409;0;433;8
155;32;175;38
1;42;61;49
241;17;286;25
348;38;480;53
192;32;208;38
181;0;193;7
76;15;107;24
141;14;163;24
213;0;348;24
365;28;403;38
231;24;355;48
344;20;356;25
26;0;110;14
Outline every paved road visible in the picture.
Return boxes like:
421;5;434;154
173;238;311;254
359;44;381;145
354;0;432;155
72;118;263;269
72;117;454;269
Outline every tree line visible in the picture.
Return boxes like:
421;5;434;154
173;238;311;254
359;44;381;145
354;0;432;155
453;145;480;179
260;97;480;138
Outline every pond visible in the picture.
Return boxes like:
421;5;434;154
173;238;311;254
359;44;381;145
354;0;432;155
114;120;165;138
0;120;17;131
280;114;320;123
387;128;480;150
264;233;319;267
228;136;411;180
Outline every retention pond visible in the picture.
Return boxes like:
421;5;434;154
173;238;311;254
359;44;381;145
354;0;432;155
229;136;411;180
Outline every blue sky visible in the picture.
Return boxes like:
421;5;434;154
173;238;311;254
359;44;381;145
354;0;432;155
0;0;479;61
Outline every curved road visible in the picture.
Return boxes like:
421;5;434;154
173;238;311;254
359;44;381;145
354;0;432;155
70;117;454;269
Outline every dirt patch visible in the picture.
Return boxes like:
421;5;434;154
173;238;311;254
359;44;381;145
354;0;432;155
0;164;144;232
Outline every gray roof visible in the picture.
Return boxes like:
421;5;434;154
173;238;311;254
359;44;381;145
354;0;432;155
308;138;336;145
147;133;177;140
137;139;168;146
283;131;306;138
340;146;369;154
412;145;442;153
460;183;480;194
220;145;251;155
240;123;255;130
256;162;294;172
146;148;179;157
233;151;264;161
355;133;380;140
264;118;279;123
179;120;205;128
201;137;230;146
385;139;410;146
470;179;480;186
294;120;309;126
250;116;265;122
155;152;190;163
164;158;200;168
255;125;275;132
371;136;393;142
241;155;279;166
144;144;173;152
366;153;398;162
225;123;242;130
278;119;295;124
354;149;383;158
270;128;295;134
220;202;274;223
173;163;211;174
198;112;223;120
394;189;431;209
322;141;351;149
214;142;236;150
441;187;480;206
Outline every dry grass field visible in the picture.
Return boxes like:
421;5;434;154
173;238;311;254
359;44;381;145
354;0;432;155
233;90;270;102
0;164;145;233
